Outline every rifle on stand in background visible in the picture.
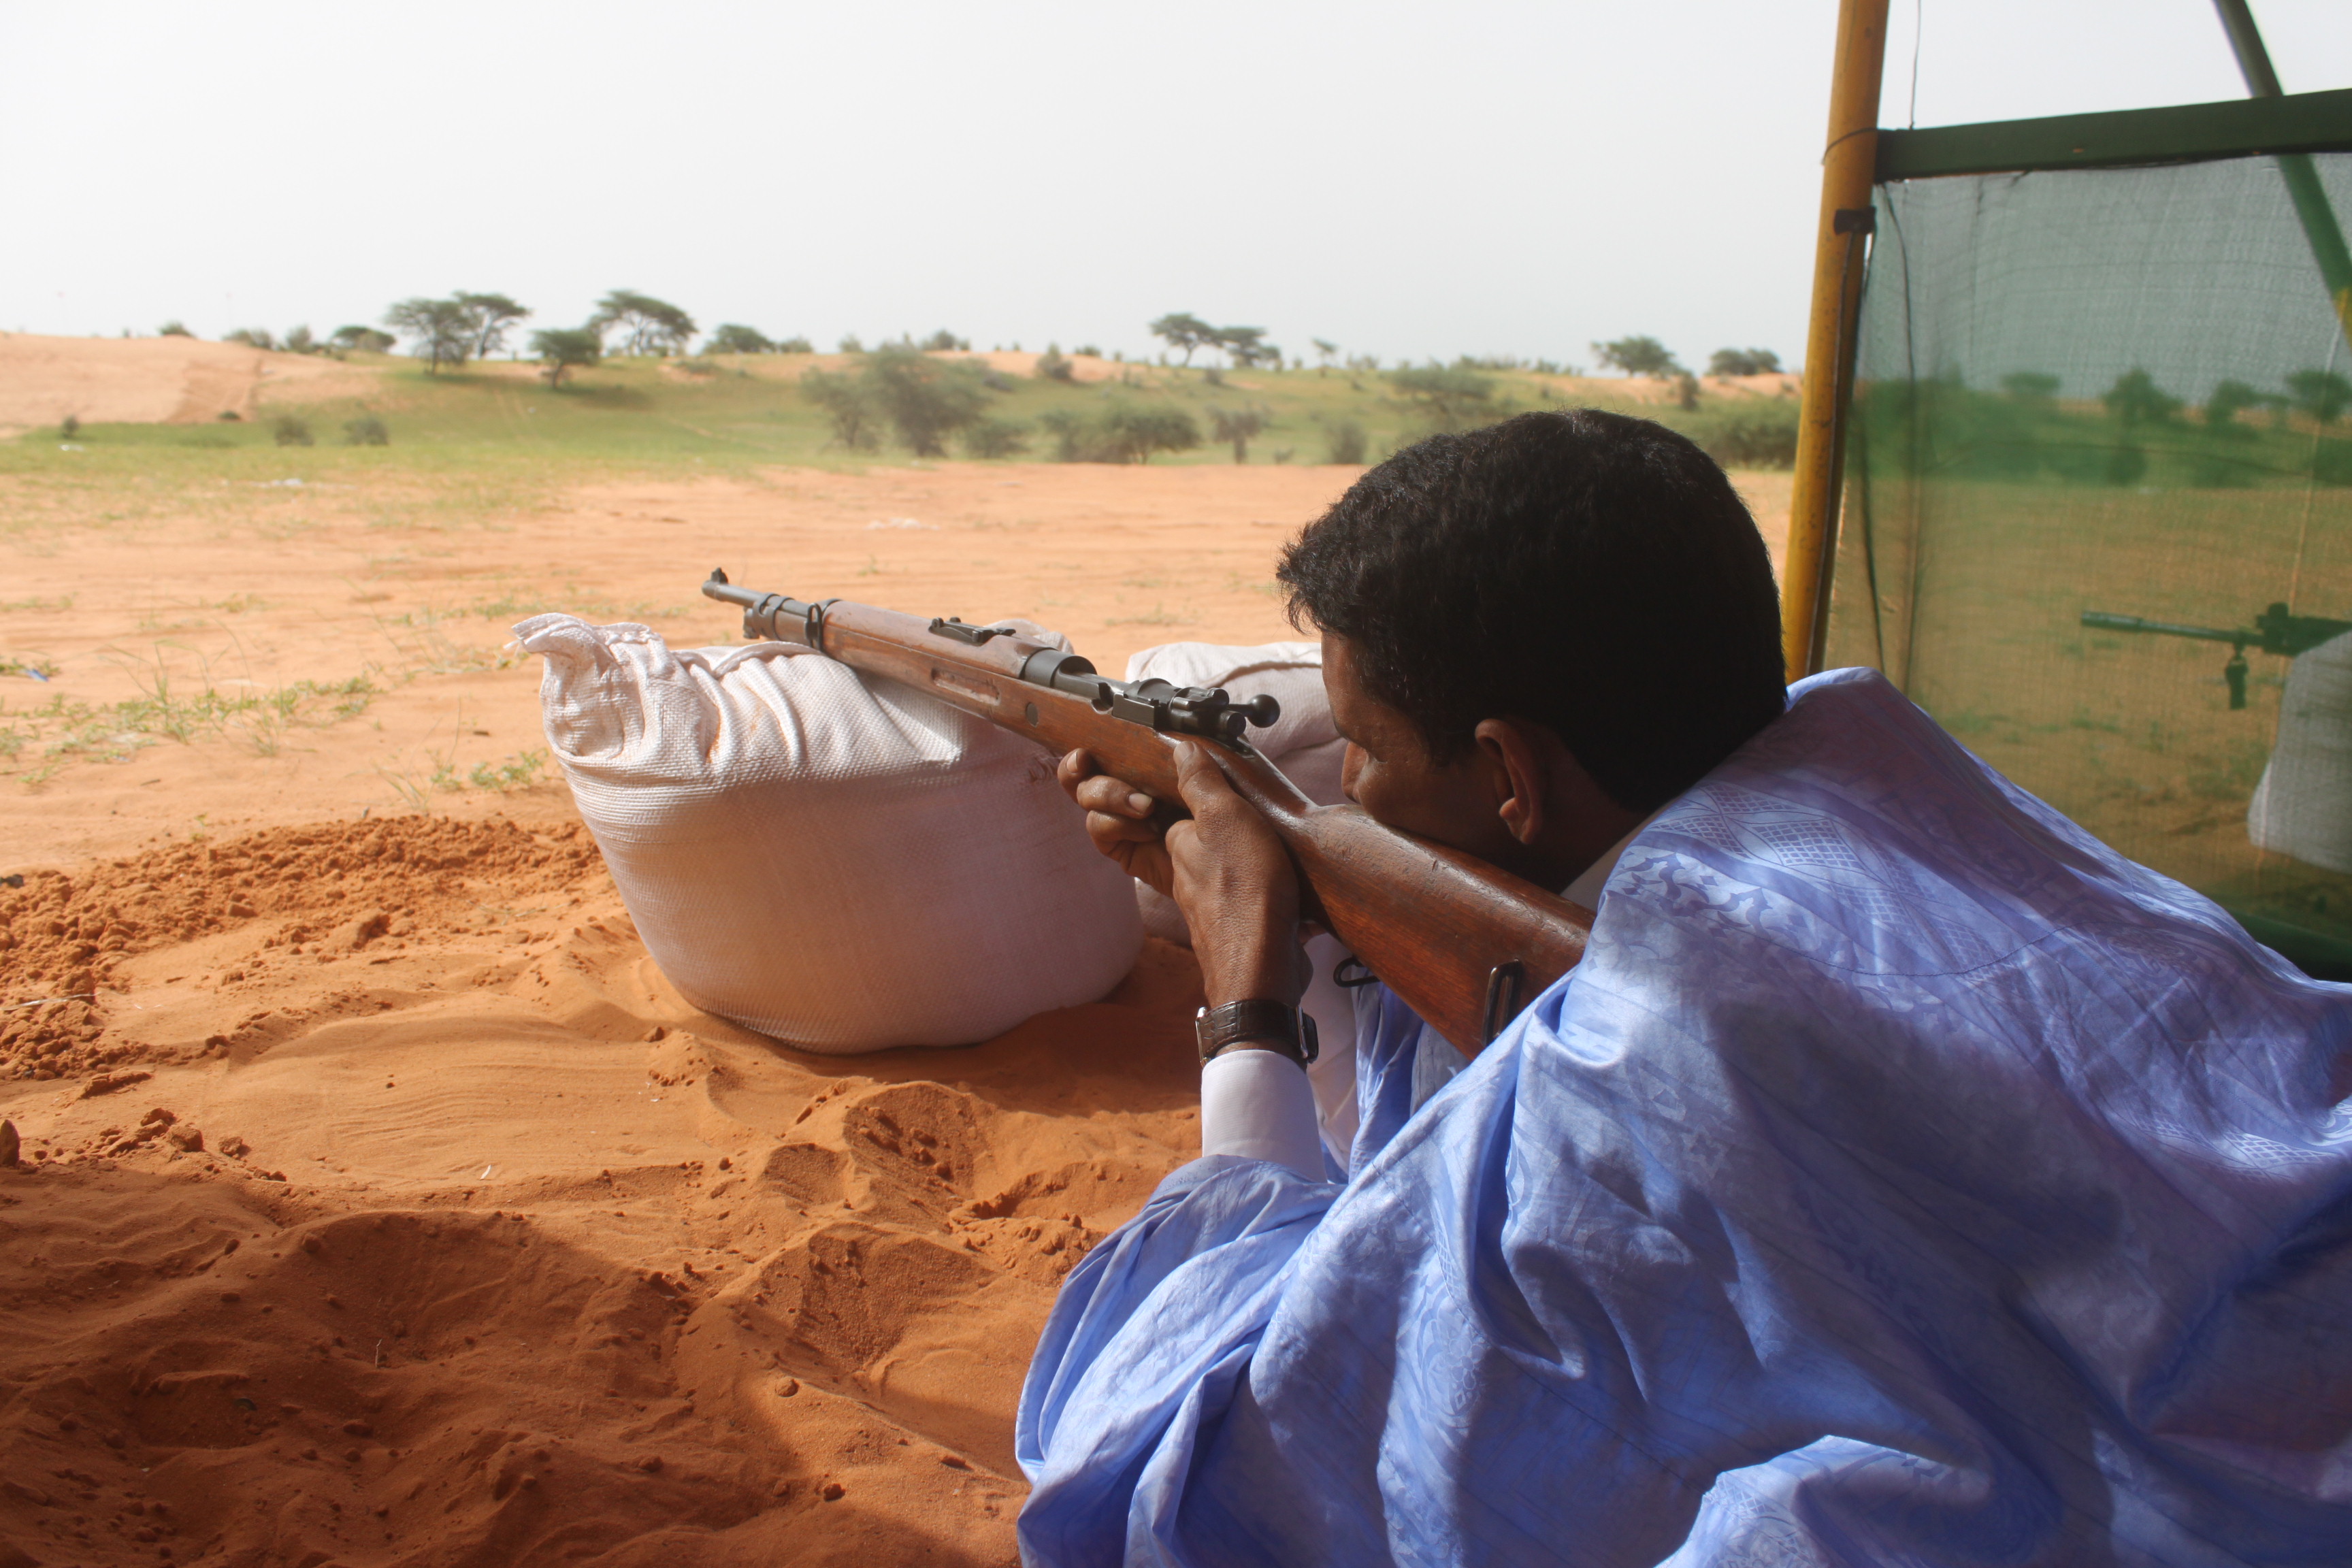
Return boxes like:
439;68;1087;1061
2081;602;2352;708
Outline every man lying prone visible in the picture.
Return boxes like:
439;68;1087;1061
1022;410;2352;1567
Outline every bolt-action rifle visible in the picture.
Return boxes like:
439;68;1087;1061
2080;602;2352;708
702;569;1591;1054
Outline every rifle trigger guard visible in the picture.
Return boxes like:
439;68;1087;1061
1333;956;1379;989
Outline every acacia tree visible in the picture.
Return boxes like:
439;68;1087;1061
706;324;777;354
1215;326;1279;368
1708;347;1782;377
1311;338;1339;374
457;293;530;360
384;297;474;372
1592;336;1682;378
591;290;698;357
1149;312;1216;365
530;327;602;388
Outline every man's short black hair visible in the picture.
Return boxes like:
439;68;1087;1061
1277;410;1786;814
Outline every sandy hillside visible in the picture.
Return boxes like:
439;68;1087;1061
0;333;380;435
0;458;1788;1565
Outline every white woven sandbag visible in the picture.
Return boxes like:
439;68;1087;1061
2250;631;2352;874
518;614;1142;1052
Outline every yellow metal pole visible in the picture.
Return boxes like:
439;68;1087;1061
1782;0;1891;679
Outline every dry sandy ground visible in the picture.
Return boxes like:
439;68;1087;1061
0;335;378;436
0;459;1788;1566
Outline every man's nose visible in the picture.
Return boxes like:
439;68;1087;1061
1340;742;1365;804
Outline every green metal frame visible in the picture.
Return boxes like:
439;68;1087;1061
1876;87;2352;180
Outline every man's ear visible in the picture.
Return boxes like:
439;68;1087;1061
1473;718;1549;846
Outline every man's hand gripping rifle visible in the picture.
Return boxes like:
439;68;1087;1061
703;568;1591;1054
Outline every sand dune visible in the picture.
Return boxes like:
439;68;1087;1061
0;333;380;434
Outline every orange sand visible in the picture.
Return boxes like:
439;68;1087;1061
1;434;1788;1564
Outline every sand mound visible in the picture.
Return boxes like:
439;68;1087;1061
0;815;1203;1565
2;817;602;1081
0;333;378;433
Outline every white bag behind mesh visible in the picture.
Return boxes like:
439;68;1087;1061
519;614;1143;1053
2250;632;2352;875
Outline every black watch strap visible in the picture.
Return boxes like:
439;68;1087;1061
1195;1000;1319;1066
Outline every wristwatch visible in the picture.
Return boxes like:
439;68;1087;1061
1195;1000;1319;1067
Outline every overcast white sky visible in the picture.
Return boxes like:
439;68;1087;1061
3;1;2347;370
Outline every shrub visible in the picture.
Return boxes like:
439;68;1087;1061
159;321;193;338
1388;365;1496;430
1034;344;1075;382
272;415;314;447
1044;403;1200;464
917;329;970;352
2288;368;2352;425
224;327;278;350
802;368;880;451
1206;405;1269;463
963;418;1032;458
59;414;79;440
1686;404;1799;469
216;409;242;422
283;325;317;355
706;324;777;355
775;336;815;354
343;415;390;446
1073;344;1102;359
1202;365;1225;387
329;325;395;355
674;358;721;378
1675;373;1701;411
1323;419;1368;465
2206;378;2266;434
863;347;992;456
2001;372;2061;403
838;333;864;354
2103;369;2180;427
1707;347;1782;377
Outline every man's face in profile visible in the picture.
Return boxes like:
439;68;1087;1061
1324;633;1518;867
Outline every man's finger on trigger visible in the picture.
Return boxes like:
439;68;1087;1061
1056;749;1099;794
1169;738;1241;813
1085;809;1160;845
1075;774;1156;818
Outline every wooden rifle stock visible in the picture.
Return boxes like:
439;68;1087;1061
702;571;1591;1054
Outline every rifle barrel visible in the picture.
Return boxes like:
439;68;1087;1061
2080;610;2247;646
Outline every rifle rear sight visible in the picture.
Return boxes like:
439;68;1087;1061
702;568;1282;746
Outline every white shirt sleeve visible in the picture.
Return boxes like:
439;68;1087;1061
1199;1047;1327;1179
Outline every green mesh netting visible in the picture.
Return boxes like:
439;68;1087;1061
1825;152;2352;964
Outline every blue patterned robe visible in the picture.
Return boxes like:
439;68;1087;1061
1017;669;2352;1567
